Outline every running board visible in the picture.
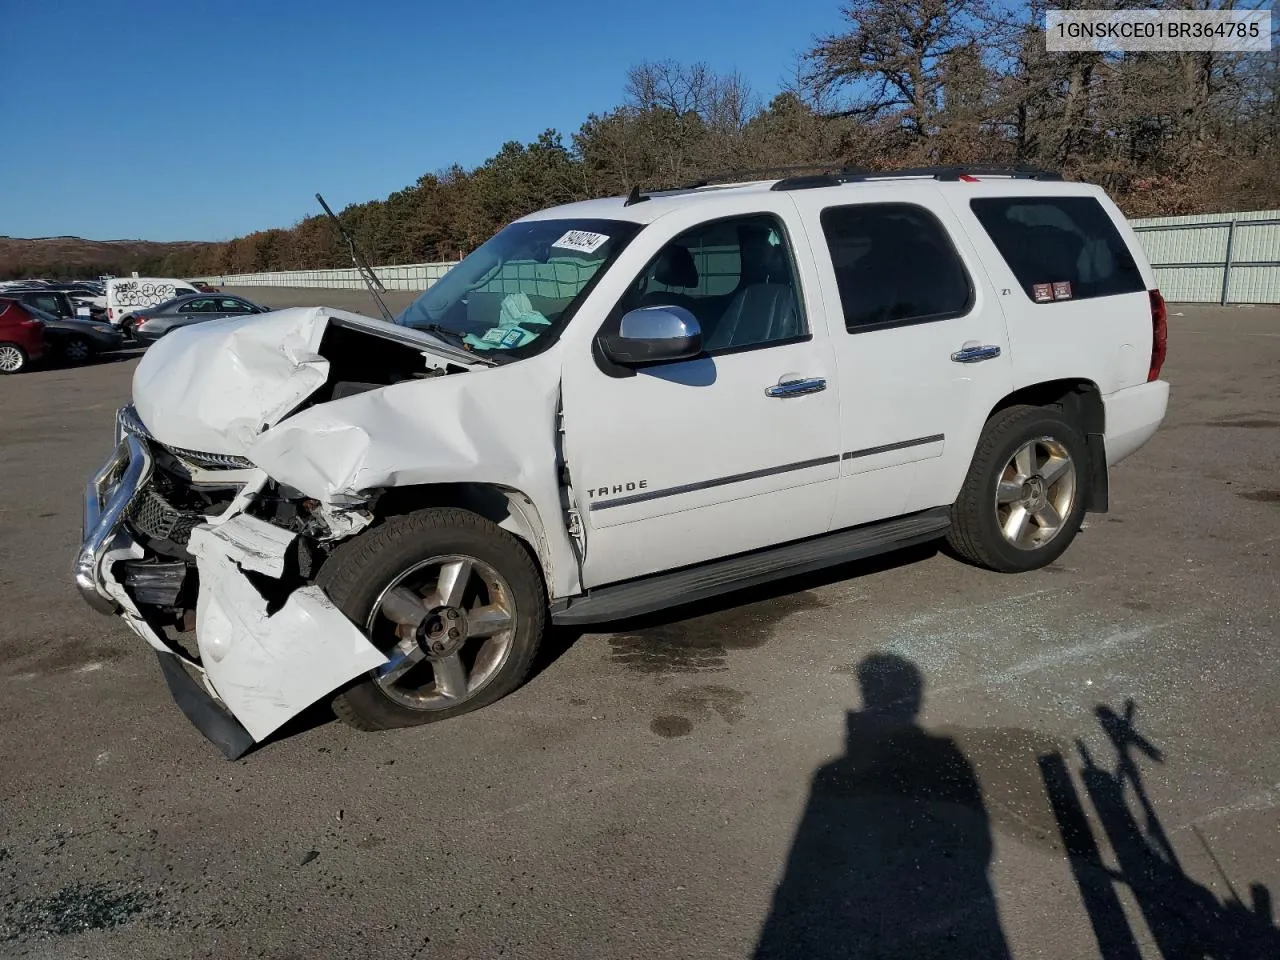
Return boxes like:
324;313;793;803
550;507;950;626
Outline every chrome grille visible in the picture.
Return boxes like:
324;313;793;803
127;484;202;546
117;404;256;470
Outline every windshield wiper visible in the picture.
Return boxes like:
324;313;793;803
315;192;395;325
416;322;467;348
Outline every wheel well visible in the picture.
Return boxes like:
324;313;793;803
987;379;1108;512
988;378;1104;434
371;482;554;583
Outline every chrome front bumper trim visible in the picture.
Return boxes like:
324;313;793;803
74;433;154;614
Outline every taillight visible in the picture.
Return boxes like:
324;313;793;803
108;307;114;320
1148;289;1167;382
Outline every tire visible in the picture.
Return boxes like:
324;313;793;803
947;404;1089;573
317;508;547;731
0;342;28;374
62;336;93;364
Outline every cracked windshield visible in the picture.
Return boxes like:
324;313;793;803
396;218;638;353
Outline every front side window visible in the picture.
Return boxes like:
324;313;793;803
218;298;253;313
396;218;640;358
821;203;973;332
612;214;807;353
969;196;1145;303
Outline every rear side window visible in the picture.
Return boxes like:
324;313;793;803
820;203;973;332
31;293;62;314
969;196;1144;303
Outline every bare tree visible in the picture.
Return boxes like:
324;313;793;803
803;0;988;137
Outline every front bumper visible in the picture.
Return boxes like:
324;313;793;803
74;411;388;757
75;431;153;614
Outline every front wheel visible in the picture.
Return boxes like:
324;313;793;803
317;508;547;731
947;405;1089;573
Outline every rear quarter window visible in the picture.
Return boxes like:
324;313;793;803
969;196;1145;304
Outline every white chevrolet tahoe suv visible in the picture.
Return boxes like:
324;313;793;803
74;166;1170;757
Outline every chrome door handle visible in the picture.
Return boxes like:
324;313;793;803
765;377;827;398
951;344;1002;363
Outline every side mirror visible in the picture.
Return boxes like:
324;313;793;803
598;305;702;366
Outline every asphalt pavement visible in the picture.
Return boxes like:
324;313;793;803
1;295;1278;959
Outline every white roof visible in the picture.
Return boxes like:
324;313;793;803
517;174;1106;226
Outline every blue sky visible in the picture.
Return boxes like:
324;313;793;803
0;0;847;241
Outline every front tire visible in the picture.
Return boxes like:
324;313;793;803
947;405;1088;573
317;508;547;731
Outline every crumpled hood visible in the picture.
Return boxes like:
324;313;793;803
131;306;475;456
246;356;562;504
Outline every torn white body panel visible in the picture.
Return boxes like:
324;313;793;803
101;539;173;655
187;522;388;742
196;513;298;577
247;353;582;598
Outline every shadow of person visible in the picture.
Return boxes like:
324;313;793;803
754;653;1011;960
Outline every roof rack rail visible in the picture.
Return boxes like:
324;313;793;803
618;164;849;206
771;165;1062;190
679;163;849;190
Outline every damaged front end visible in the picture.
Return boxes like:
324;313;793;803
74;403;388;758
74;304;569;758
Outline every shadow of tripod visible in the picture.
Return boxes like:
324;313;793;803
1039;699;1279;959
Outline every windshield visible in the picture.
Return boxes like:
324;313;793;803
395;218;640;356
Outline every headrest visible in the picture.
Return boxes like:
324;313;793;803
653;245;699;289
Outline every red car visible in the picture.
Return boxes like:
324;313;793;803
0;298;47;374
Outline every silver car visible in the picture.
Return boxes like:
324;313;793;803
130;294;269;343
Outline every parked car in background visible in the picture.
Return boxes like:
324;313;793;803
189;281;220;292
105;277;200;329
2;287;105;323
0;298;47;373
130;293;269;343
24;304;124;363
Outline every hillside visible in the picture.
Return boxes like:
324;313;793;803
0;236;215;280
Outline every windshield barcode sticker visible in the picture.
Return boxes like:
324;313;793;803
552;230;610;254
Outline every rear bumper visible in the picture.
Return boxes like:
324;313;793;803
1104;379;1169;466
89;330;126;352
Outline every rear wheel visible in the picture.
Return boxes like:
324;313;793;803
0;342;28;374
318;508;547;731
947;405;1088;572
62;336;93;364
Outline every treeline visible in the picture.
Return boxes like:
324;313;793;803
28;0;1280;279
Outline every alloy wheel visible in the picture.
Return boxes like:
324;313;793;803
365;555;518;711
0;344;26;373
994;436;1077;550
